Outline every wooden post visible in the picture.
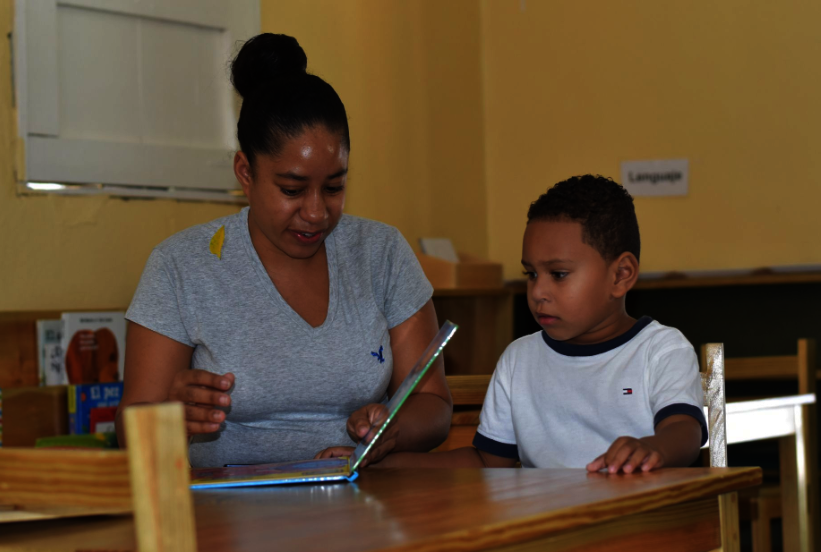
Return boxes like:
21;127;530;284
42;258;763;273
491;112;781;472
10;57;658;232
123;403;196;552
797;339;819;552
719;492;741;552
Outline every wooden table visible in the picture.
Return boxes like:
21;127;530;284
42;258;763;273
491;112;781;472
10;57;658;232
0;467;760;552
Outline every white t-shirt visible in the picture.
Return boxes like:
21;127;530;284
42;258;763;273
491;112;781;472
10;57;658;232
474;317;707;468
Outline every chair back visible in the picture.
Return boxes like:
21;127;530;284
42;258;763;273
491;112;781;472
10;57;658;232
723;339;817;394
700;343;728;468
438;375;491;452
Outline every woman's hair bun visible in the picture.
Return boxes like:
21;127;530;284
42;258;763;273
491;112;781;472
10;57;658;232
231;33;308;99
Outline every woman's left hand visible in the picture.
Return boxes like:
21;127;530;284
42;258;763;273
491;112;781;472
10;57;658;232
314;403;399;467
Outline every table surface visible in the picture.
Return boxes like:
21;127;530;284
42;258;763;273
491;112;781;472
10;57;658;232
0;466;760;552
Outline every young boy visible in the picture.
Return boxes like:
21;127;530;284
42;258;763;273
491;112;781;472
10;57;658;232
375;175;707;473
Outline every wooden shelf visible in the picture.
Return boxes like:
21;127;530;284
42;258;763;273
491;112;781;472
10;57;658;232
432;287;509;297
504;270;821;293
634;271;821;290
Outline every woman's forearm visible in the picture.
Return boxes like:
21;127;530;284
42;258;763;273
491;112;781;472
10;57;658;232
392;392;453;452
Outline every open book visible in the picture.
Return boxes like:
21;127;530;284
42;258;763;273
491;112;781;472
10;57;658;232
189;321;458;489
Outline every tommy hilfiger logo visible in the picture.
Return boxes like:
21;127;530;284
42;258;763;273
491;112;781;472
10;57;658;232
623;388;633;395
371;346;385;364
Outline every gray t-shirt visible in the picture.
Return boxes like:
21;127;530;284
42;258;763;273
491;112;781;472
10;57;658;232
126;207;433;467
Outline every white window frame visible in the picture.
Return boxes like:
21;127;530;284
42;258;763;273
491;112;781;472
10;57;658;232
13;0;259;203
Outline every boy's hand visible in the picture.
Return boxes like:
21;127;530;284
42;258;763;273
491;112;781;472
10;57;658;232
586;436;666;474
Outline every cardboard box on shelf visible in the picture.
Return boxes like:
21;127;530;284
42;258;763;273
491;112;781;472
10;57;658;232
416;252;503;289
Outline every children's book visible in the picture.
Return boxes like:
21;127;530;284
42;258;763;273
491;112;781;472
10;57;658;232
189;320;458;489
61;312;126;384
36;319;64;386
68;382;124;434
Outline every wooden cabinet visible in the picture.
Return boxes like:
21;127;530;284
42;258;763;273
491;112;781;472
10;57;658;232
431;288;513;376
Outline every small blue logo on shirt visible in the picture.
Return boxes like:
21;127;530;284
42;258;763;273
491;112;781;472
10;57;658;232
623;388;633;395
371;346;385;364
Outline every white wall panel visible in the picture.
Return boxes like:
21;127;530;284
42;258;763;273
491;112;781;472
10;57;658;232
58;6;141;142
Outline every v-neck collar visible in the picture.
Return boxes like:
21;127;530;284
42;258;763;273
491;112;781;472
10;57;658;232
240;207;338;337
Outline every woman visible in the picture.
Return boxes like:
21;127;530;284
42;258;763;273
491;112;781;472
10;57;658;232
115;34;452;468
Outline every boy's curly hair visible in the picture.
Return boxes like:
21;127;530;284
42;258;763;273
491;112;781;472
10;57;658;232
527;175;641;263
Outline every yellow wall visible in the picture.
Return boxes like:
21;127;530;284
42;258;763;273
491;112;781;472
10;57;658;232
482;0;821;278
259;0;488;260
0;1;240;312
5;0;819;311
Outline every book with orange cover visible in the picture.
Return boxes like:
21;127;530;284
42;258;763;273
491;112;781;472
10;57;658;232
61;312;125;384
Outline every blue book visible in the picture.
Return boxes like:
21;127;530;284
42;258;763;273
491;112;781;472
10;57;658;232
68;382;123;434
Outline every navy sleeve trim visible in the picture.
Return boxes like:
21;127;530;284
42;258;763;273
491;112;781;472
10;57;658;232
654;403;708;447
472;432;520;460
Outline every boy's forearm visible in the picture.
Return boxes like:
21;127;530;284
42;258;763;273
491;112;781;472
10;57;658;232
374;447;489;469
646;419;702;467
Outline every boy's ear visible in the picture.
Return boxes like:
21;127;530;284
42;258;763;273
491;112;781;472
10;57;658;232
610;252;639;298
233;151;253;197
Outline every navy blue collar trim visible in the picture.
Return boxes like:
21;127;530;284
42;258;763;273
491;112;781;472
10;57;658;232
541;316;654;357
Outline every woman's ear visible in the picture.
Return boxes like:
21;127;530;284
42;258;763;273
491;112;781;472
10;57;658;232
611;252;639;298
233;151;253;197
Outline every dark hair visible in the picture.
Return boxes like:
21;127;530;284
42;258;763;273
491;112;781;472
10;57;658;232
527;175;641;263
231;33;350;168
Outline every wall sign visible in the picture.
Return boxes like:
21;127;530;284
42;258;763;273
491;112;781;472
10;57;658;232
620;159;689;197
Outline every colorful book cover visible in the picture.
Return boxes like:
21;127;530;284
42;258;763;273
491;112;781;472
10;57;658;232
61;312;126;384
190;458;354;489
89;406;118;433
36;319;64;386
68;382;123;435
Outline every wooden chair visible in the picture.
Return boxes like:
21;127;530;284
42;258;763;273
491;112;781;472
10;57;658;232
438;375;491;451
714;339;820;552
702;343;740;552
0;403;196;552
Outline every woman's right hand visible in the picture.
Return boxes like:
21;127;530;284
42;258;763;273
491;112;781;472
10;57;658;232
167;369;236;435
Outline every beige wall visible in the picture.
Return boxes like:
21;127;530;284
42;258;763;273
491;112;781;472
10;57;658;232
482;0;821;278
260;0;488;260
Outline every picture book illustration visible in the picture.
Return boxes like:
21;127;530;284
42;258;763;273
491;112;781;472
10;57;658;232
189;320;458;489
61;312;126;384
